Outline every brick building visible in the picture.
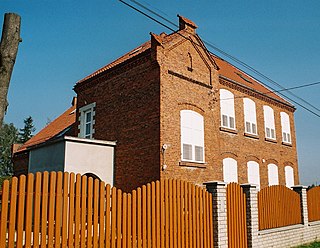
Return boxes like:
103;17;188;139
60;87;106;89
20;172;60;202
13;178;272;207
73;16;299;192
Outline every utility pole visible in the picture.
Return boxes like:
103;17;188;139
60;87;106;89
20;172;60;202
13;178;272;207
0;13;21;127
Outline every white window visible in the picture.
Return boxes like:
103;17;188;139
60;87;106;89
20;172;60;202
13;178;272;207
268;163;279;186
180;110;205;163
220;89;236;130
263;106;276;140
280;112;291;144
285;166;295;188
243;98;257;135
223;158;238;183
247;161;260;190
79;102;96;139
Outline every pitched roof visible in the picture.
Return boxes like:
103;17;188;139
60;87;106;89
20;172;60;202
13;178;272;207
75;30;290;106
76;41;151;85
211;55;290;104
17;102;76;152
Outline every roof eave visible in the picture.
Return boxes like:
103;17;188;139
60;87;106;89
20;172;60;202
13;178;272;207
219;75;296;110
74;47;152;90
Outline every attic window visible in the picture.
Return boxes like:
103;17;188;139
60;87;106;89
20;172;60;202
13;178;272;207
129;47;142;56
235;72;253;84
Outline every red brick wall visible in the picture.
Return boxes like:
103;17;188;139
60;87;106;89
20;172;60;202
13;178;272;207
74;51;161;192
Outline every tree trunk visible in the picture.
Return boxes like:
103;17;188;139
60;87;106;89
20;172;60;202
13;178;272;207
0;13;21;127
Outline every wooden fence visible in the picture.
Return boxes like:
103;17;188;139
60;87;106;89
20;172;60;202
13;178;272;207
226;183;247;248
0;171;214;247
307;186;320;222
258;185;301;230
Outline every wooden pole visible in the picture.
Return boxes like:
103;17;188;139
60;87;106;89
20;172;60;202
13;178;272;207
0;13;21;127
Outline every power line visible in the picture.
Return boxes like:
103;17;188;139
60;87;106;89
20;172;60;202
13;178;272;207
118;0;320;118
128;0;178;28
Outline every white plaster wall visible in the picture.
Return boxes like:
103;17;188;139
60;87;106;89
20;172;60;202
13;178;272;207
64;140;114;186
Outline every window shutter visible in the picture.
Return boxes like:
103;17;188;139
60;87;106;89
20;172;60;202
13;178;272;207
222;115;228;127
229;116;235;129
247;161;260;190
246;121;251;133
252;123;257;134
223;158;238;183
183;144;192;160
195;146;204;162
283;132;287;142
271;129;275;139
285;166;294;188
266;127;270;138
268;164;279;186
264;106;276;139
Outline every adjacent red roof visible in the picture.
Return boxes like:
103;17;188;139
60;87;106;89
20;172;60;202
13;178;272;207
17;103;76;152
212;55;288;103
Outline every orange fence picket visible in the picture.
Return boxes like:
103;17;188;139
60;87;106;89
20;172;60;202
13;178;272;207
0;171;214;248
258;185;302;230
307;186;320;222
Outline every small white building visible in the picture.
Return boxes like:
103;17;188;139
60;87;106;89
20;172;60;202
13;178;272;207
28;136;116;185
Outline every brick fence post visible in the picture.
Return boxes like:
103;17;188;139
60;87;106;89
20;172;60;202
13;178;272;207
204;181;228;248
292;185;308;226
241;184;259;248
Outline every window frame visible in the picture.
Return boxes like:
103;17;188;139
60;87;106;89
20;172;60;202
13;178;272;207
263;105;276;140
247;161;260;190
280;112;292;144
79;102;96;139
243;98;258;135
285;166;295;188
180;110;205;163
223;158;238;183
267;163;279;186
220;89;236;130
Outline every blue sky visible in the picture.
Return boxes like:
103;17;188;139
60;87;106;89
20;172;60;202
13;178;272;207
2;0;320;185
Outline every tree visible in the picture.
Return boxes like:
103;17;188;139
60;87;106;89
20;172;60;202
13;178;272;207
0;122;18;176
0;13;21;127
18;116;35;143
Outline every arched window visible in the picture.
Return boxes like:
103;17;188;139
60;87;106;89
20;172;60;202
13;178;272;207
263;106;276;140
247;161;260;190
180;110;205;162
223;158;238;183
268;163;279;186
285;166;295;188
280;112;291;144
243;98;257;135
220;89;235;129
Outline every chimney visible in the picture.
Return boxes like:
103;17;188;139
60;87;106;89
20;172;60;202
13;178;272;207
178;15;198;34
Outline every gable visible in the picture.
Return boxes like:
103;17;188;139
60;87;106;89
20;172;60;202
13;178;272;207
156;32;218;88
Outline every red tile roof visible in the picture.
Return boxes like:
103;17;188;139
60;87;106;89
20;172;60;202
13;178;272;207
76;31;290;106
17;103;76;152
77;41;151;85
212;55;289;104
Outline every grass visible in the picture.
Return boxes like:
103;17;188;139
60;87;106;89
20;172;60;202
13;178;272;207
295;241;320;248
